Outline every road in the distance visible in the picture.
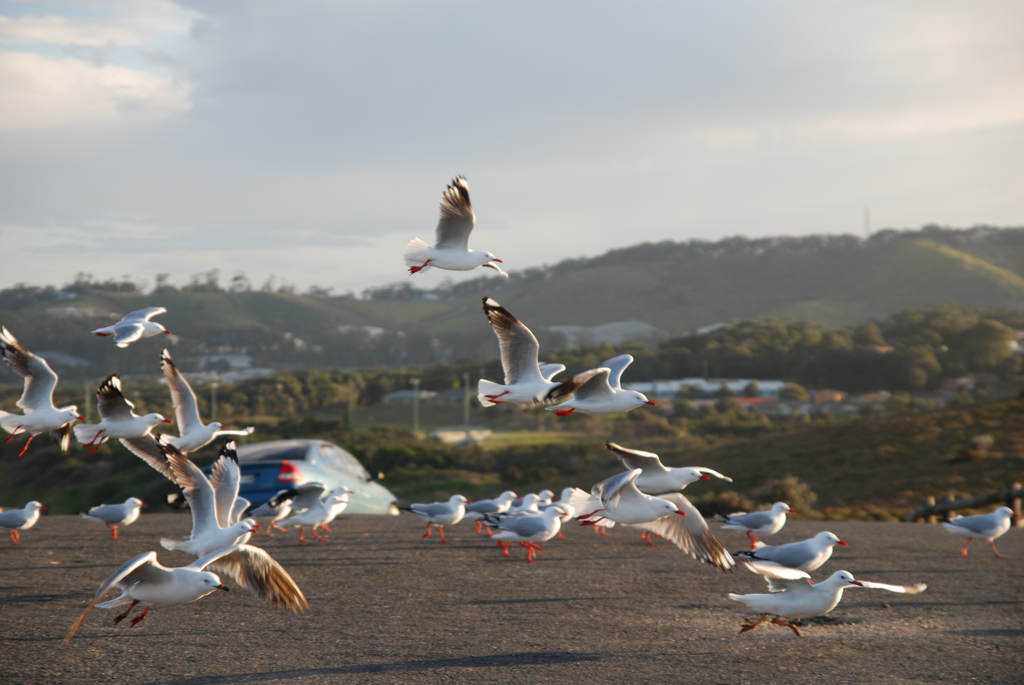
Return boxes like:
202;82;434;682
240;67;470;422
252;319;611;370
1;514;1020;684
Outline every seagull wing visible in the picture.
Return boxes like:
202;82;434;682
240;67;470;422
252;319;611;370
435;176;475;249
691;466;733;483
641;492;734;571
208;442;241;529
161;349;202;432
65;551;168;642
192;544;308;613
545;367;612;404
855;579;927;594
538;363;565;381
600;354;635;390
112;322;146;348
275;483;327;513
120;436;177;483
482;297;542;384
605;441;668;473
123;306;167;322
592;468;643;508
164;444;219;537
0;327;59;411
96;374;136;420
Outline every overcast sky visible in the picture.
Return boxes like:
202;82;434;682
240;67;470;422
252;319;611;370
2;1;1022;295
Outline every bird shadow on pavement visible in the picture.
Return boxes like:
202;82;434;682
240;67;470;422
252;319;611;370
138;651;602;684
467;596;606;605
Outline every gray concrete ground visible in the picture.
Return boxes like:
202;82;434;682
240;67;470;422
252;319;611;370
1;514;1020;684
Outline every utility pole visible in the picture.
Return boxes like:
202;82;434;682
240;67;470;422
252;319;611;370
463;372;470;427
411;378;420;435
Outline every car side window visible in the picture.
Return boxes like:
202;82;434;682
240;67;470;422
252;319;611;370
318;444;369;479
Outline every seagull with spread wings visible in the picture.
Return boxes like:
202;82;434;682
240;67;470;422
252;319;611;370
403;176;506;276
604;441;733;494
0;326;83;457
477;297;567;407
545;355;655;416
64;543;308;642
73;374;172;453
158;349;254;454
91;306;172;348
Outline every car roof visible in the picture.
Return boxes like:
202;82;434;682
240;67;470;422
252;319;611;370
235;439;318;463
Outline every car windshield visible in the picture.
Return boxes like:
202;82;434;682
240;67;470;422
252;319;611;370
316;443;370;479
237;443;310;463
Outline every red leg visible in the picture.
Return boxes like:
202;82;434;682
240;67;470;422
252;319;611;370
641;530;656;546
739;613;770;634
311;526;329;542
9;530;21;545
130;605;150;627
408;259;432;275
299;526;311;543
321;523;332;533
990;540;1006;559
423;523;432;539
497;540;511;557
772;617;803;637
476;520;483;534
599;526;609;536
557;531;567;540
746;530;759;550
108;524;119;541
4;426;21;443
113;600;138;624
960;538;972;558
438;525;448;544
485;390;510;401
555;408;575;416
17;434;34;457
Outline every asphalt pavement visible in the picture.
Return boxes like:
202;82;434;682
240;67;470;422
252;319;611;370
1;514;1021;684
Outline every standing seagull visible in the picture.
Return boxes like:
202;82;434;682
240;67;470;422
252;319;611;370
159;349;254;454
942;506;1014;558
0;327;83;457
0;500;46;545
463;490;518;533
80;497;145;540
92;306;172;348
605;441;733;494
403;494;469;543
545;355;655;416
73;374;172;453
403;177;506;276
65;543;308;642
477;298;567;407
718;502;792;549
735;531;847;573
486;505;571;563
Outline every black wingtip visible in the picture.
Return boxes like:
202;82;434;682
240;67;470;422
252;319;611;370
219;441;239;463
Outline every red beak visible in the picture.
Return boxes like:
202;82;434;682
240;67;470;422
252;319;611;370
217;584;229;591
493;258;503;263
140;502;148;508
41;504;49;510
700;474;710;480
675;510;686;516
163;419;173;424
77;415;86;421
164;330;173;335
645;400;656;406
838;540;848;546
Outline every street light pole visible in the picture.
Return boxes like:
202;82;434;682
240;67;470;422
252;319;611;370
411;378;420;434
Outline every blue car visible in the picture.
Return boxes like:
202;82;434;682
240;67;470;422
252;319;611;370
235;439;398;515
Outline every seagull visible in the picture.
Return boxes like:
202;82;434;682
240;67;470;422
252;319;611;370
403;176;505;276
729;567;926;636
486;505;571;563
735;531;847;572
273;483;348;543
942;506;1014;558
64;543;308;642
403;494;469;543
80;497;145;540
463;490;518;533
629;492;735;571
319;487;353;534
718;502;792;549
574;469;687;529
477;298;567;407
0;500;46;545
604;441;733;494
0;326;83;457
157;443;261;556
545;355;655;416
92;306;172;348
248;489;296;536
158;349;255;454
73;374;172;453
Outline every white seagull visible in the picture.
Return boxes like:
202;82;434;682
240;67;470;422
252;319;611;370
80;497;145;540
0;500;46;545
605;441;733;494
463;490;518;533
404;176;506;276
545;355;655;416
486;505;571;563
477;298;567;407
92;306;172;348
248;489;297;536
73;374;172;453
0;326;83;457
735;531;847;572
159;348;255;454
729;567;926;636
64;543;308;642
574;469;687;527
718;501;792;549
403;494;469;543
274;483;349;543
158;443;260;557
942;506;1014;558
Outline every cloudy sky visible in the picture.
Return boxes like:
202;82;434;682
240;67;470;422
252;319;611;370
2;1;1022;295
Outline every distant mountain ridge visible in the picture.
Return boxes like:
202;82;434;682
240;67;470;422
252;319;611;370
1;225;1022;376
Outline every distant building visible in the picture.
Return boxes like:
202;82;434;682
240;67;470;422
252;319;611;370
382;389;437;404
